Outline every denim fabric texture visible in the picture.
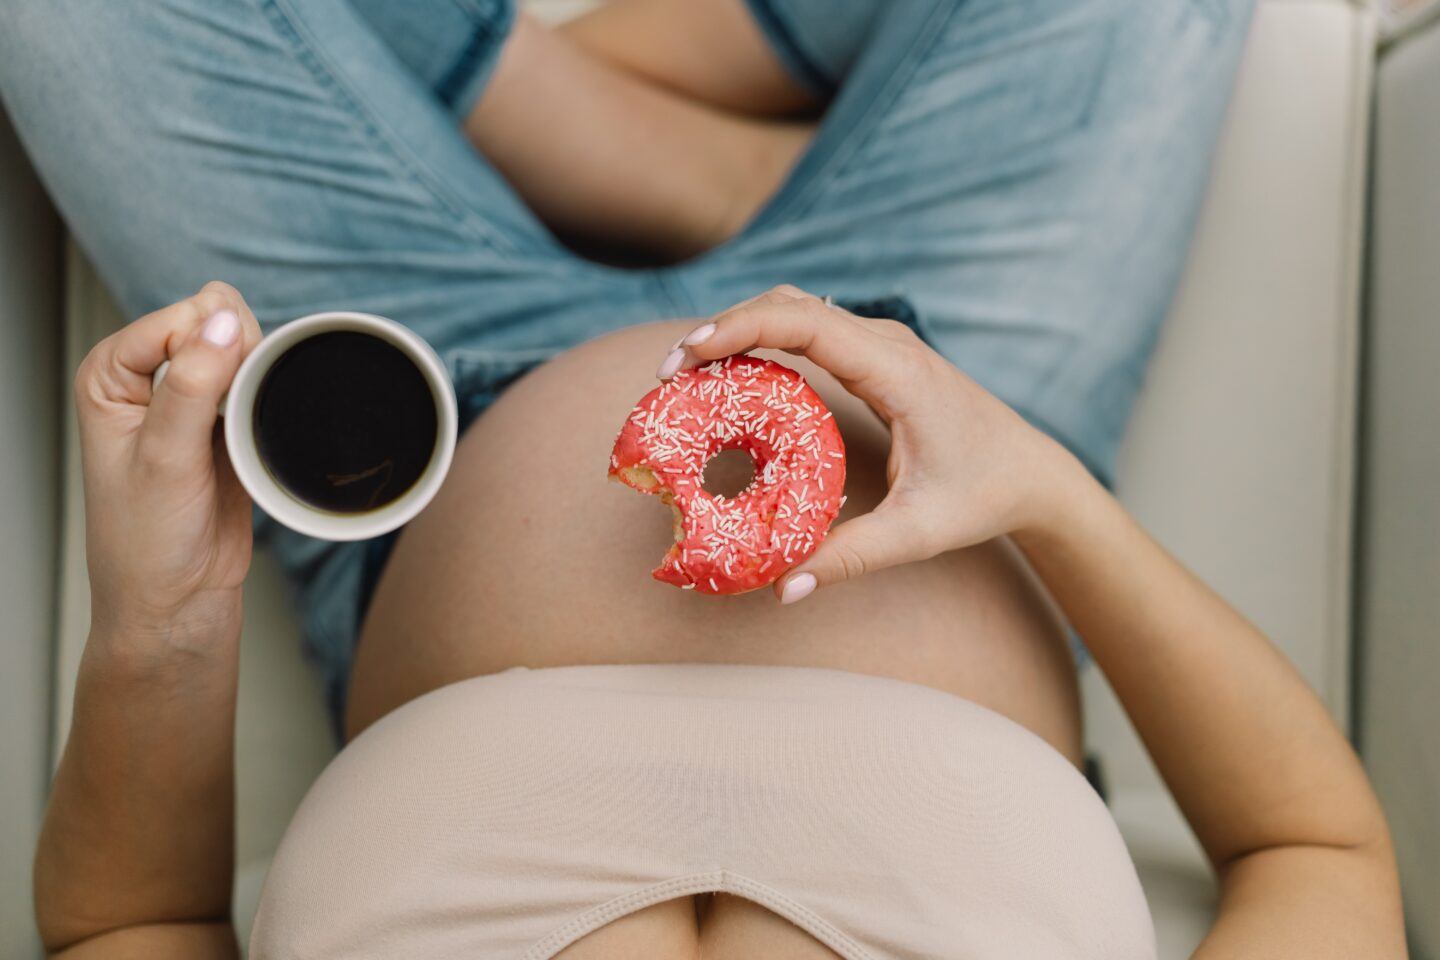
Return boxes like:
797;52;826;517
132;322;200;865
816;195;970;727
0;0;1255;725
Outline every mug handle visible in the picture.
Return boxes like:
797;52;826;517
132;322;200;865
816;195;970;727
151;360;228;415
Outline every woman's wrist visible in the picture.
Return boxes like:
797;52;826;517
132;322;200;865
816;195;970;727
88;589;243;670
1008;436;1107;546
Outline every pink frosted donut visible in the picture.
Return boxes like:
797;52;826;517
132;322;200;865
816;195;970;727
609;356;846;595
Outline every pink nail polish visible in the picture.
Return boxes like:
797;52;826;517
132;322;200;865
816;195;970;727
780;572;817;605
201;309;240;347
656;347;685;380
683;323;716;347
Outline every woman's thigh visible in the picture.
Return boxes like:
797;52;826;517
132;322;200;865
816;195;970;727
352;319;1082;759
679;0;1257;483
0;0;569;328
0;0;657;388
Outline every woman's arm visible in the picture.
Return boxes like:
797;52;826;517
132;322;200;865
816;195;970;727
34;283;262;958
36;633;242;959
665;287;1407;957
1014;471;1406;957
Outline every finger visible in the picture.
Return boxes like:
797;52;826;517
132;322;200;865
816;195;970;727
687;287;904;350
677;294;899;401
118;282;260;382
775;506;931;602
656;286;810;379
78;282;262;409
135;307;246;473
198;280;264;354
214;427;253;515
717;284;813;315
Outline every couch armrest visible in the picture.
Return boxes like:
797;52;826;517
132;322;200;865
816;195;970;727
0;102;63;960
1361;11;1440;953
1087;1;1375;954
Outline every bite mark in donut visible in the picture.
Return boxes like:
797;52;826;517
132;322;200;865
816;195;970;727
609;356;846;595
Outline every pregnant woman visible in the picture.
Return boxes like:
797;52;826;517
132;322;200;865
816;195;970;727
7;0;1402;954
37;284;1404;957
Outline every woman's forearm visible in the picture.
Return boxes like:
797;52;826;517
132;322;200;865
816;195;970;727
34;621;241;954
41;286;262;957
1013;468;1405;953
1013;466;1389;867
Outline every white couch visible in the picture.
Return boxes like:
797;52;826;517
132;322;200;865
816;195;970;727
0;91;63;960
2;0;1435;956
1360;3;1440;950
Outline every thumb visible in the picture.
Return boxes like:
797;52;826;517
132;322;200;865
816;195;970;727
775;505;930;603
137;309;244;471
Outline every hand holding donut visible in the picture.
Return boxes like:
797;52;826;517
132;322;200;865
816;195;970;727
657;286;1091;604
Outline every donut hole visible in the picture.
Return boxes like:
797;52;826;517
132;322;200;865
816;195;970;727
700;448;757;499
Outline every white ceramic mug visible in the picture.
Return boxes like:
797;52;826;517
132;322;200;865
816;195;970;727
155;311;457;541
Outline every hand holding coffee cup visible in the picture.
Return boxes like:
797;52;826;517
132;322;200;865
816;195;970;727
75;282;263;640
153;310;458;541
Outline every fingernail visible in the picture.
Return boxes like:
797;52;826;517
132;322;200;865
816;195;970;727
780;572;817;605
201;309;240;347
683;323;716;347
656;347;685;380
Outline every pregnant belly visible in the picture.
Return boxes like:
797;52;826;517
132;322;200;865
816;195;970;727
349;321;1081;759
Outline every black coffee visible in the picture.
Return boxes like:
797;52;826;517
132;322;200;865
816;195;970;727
253;331;439;514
